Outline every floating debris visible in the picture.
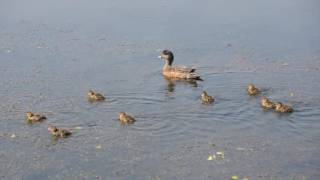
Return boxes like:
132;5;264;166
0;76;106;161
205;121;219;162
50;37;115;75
216;151;225;159
74;126;83;130
11;134;16;138
231;175;239;180
236;147;245;151
96;145;102;149
207;151;224;161
207;155;216;161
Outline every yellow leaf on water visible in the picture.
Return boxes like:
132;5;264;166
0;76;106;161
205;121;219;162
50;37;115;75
74;126;83;130
207;155;215;161
231;176;239;180
216;151;225;159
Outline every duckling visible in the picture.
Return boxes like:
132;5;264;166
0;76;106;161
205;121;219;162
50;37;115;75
48;126;71;138
274;102;293;113
26;112;46;122
159;50;202;81
119;112;135;124
261;97;275;109
201;91;214;104
88;90;105;101
247;84;261;96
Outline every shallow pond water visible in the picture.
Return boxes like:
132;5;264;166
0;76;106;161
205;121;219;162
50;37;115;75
1;0;320;179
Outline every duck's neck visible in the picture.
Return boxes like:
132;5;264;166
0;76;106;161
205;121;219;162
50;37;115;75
163;60;172;70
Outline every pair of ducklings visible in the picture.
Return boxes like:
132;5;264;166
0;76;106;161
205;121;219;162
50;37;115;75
247;84;293;113
46;113;136;137
88;90;136;124
26;112;72;138
27;112;135;139
261;97;293;113
47;113;136;137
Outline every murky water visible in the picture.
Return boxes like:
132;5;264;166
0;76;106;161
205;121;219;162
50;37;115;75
1;0;320;179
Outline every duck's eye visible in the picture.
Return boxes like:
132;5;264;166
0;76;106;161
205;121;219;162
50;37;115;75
163;50;170;55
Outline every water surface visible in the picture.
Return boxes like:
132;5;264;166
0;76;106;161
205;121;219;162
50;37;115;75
1;0;320;179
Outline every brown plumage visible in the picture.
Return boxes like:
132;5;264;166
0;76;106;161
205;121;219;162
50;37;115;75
247;84;261;96
261;97;276;109
119;112;135;124
48;126;72;138
26;112;46;122
274;102;293;113
159;50;202;81
201;91;214;104
88;90;105;101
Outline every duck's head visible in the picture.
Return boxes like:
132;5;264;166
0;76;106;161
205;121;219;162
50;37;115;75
261;97;269;103
275;102;283;109
119;112;126;119
201;91;208;97
159;50;174;65
88;90;95;96
48;126;58;133
26;112;34;118
248;84;255;90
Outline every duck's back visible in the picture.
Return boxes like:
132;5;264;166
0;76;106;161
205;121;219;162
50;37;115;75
163;66;201;80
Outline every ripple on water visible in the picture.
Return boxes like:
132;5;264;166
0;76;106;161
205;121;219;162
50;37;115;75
129;114;188;139
110;92;166;106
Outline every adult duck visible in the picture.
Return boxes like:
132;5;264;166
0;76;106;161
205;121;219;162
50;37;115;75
158;50;202;81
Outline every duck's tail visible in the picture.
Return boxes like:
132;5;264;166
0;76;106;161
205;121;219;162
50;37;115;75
196;77;204;81
187;73;203;81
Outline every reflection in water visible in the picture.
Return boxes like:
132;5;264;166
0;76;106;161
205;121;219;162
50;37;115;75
50;136;60;143
164;77;198;94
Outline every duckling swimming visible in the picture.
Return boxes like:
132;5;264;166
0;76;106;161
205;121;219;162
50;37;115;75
261;97;275;109
48;126;71;138
26;112;46;122
159;50;202;81
88;90;105;101
247;84;261;96
201;91;214;104
119;112;135;124
274;102;293;113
